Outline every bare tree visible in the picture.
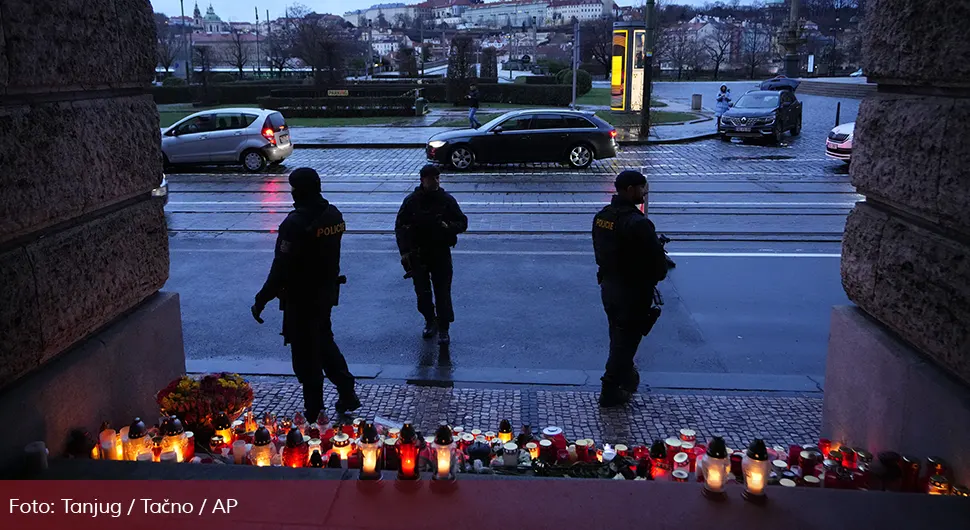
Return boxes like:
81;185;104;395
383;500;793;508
264;25;294;77
193;45;213;86
703;22;734;80
663;27;701;80
224;27;252;79
740;23;772;79
397;45;418;77
156;25;183;75
580;18;613;80
291;8;357;85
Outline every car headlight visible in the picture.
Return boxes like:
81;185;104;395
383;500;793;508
764;117;775;125
429;141;447;149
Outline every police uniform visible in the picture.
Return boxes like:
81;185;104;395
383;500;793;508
254;168;358;419
592;171;669;405
395;181;468;342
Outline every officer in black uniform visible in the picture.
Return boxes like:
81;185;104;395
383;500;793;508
395;165;469;346
592;170;670;407
251;168;361;419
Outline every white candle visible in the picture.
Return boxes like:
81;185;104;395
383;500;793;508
24;441;48;472
136;453;153;462
435;444;452;478
503;443;518;467
232;440;247;465
160;451;178;463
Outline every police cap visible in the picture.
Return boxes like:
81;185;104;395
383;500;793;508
288;168;321;193
614;170;646;190
419;165;441;180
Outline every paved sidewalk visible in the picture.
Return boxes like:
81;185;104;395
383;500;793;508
248;375;822;450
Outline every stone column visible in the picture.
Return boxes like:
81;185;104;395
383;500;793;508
0;0;185;473
823;0;970;479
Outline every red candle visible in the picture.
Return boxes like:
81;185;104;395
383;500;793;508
901;456;921;493
539;439;555;463
633;446;650;461
730;452;743;478
283;444;308;468
841;447;857;470
818;438;832;459
398;443;418;479
575;440;589;462
787;445;801;465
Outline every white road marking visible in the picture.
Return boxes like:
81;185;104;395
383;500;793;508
170;248;841;258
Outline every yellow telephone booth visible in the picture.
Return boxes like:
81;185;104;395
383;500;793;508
611;21;647;113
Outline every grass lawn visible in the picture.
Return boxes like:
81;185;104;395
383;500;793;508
595;110;698;127
284;116;424;127
576;87;667;108
433;113;502;127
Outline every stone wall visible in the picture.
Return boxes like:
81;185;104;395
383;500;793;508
0;0;184;472
842;0;970;385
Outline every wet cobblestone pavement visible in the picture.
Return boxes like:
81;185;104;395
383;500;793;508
250;376;822;449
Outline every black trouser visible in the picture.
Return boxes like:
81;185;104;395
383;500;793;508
285;305;356;418
411;249;454;327
600;279;652;393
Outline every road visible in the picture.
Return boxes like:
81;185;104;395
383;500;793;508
164;92;859;391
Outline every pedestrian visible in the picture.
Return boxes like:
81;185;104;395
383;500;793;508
714;84;731;129
467;84;482;129
591;170;671;408
395;165;469;346
251;168;361;420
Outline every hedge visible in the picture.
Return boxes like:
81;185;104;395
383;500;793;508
153;84;306;104
556;69;593;97
522;76;559;85
255;96;415;117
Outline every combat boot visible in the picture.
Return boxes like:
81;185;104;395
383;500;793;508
335;391;362;415
598;384;631;408
422;319;438;339
438;322;450;346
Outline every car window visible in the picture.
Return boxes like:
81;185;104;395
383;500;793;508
242;114;259;127
213;113;253;131
267;112;287;131
564;116;596;128
531;114;566;130
176;115;217;135
498;115;533;131
734;94;780;108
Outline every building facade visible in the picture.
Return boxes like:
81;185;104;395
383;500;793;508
461;0;549;28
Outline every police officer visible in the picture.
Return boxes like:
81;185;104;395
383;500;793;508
592;170;670;407
251;168;361;419
395;165;469;346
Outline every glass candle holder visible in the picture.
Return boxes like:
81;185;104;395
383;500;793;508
502;442;519;467
701;437;730;499
952;485;969;497
541;427;567;452
397;423;419;480
382;438;399;471
526;442;539;461
432;425;457;481
901;455;922;493
209;435;226;455
818;438;832;459
539;439;555;463
673;470;689;483
742;439;770;503
673;452;690;473
679;429;697;443
665;437;683;467
358;423;382;479
484;431;496;442
213;412;233;447
615;444;629;458
803;475;821;488
927;475;950;495
498;420;514;443
123;418;153;462
841;447;857;470
574;439;589;462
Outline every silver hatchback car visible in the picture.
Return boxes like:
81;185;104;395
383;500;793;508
161;108;293;172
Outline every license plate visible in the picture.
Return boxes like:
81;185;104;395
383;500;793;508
279;134;290;145
736;126;751;132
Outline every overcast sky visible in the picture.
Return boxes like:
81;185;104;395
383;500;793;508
150;0;760;22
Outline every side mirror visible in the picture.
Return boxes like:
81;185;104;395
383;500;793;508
492;126;503;134
728;103;734;108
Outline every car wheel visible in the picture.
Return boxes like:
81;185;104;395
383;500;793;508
268;160;283;167
774;128;785;144
791;120;801;136
567;144;594;169
242;149;267;172
719;134;731;142
449;145;475;170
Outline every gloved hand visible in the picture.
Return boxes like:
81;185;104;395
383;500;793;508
251;301;265;324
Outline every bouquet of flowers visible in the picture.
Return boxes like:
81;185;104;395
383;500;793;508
156;373;254;434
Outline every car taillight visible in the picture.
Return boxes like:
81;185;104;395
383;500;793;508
609;129;617;139
262;127;276;146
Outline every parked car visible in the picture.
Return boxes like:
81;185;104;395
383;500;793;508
152;174;169;206
426;109;618;170
718;90;803;143
161;108;292;172
825;122;855;164
760;76;800;91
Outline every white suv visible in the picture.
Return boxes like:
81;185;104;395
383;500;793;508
162;108;293;172
825;122;854;164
